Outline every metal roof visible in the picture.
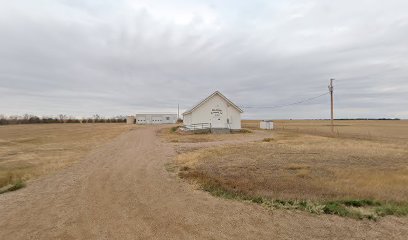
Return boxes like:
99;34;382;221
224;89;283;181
182;91;243;115
135;113;177;115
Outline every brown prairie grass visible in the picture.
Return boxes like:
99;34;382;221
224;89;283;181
243;119;408;142
241;120;262;129
0;123;131;189
177;131;408;201
175;127;408;218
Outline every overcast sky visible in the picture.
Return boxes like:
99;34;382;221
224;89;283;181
0;0;407;119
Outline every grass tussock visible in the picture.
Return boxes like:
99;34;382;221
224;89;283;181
170;126;180;133
234;129;252;134
0;171;27;190
0;180;26;194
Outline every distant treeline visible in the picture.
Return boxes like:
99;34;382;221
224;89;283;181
282;118;402;121
0;114;126;125
334;118;401;121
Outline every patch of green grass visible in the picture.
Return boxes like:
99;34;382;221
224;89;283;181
0;180;26;194
201;184;327;214
164;163;177;173
251;196;264;204
323;202;351;217
0;171;26;189
341;199;381;207
375;204;408;217
196;180;408;220
170;126;179;133
8;180;26;191
234;129;252;134
201;182;244;200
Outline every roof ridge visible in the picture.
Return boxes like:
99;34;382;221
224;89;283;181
183;91;243;115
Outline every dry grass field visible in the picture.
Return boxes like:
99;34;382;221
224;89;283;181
243;119;408;141
174;120;408;219
0;124;131;191
241;119;263;129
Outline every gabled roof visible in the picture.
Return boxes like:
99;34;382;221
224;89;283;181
183;91;243;115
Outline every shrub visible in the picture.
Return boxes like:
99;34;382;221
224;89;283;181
323;202;349;217
251;197;264;204
238;129;252;133
341;199;380;207
170;126;179;132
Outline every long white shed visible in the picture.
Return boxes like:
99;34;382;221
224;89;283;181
135;114;177;124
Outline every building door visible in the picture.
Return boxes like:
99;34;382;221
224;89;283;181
136;116;146;124
210;107;224;128
152;116;162;124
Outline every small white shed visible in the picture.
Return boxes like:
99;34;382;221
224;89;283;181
126;116;135;124
183;91;243;130
260;120;274;130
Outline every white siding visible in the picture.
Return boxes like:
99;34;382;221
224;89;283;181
126;116;135;124
183;113;192;125
185;94;241;130
136;116;146;124
135;114;177;124
260;121;274;130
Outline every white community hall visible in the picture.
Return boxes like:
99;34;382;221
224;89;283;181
127;113;178;124
182;91;243;130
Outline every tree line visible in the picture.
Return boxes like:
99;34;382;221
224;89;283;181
0;114;126;125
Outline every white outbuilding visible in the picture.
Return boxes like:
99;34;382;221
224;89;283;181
135;113;177;124
126;116;135;124
183;91;243;130
260;120;274;130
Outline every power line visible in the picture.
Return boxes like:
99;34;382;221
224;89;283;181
241;92;329;110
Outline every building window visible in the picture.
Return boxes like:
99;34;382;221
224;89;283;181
166;117;170;120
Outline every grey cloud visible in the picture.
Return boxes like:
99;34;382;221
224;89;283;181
0;0;407;119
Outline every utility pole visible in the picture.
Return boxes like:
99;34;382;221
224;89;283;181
177;104;180;120
328;78;334;132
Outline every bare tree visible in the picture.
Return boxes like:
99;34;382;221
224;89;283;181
58;114;67;123
0;114;6;125
93;114;101;123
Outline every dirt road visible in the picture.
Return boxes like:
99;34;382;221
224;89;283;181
0;126;406;239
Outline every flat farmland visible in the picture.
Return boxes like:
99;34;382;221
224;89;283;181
1;124;407;239
175;120;408;219
243;119;408;141
0;124;131;189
